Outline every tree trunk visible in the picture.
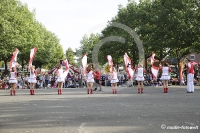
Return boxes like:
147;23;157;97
116;58;118;72
160;49;163;60
177;57;180;77
21;56;24;71
4;59;8;75
145;58;147;70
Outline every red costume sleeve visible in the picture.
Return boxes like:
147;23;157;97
34;70;37;75
169;68;172;73
92;71;96;76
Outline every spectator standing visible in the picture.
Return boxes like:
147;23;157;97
21;75;25;89
45;73;50;89
39;74;45;88
24;75;29;89
78;74;82;87
93;68;102;91
186;59;194;93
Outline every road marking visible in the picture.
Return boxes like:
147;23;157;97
79;123;87;133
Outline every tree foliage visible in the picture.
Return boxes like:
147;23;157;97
66;47;76;66
77;0;200;67
0;0;65;74
76;33;100;66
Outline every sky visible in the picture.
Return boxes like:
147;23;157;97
20;0;139;52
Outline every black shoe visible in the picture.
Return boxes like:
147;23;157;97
93;88;97;91
99;89;101;91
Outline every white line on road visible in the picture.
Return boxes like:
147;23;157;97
79;123;87;133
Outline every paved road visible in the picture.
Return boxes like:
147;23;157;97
0;86;199;133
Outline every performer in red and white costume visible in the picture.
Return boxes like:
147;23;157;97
135;64;145;93
110;67;119;94
86;66;94;94
28;65;37;95
160;63;172;93
186;59;194;93
9;67;17;96
56;64;64;94
55;59;69;94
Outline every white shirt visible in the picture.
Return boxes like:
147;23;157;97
30;70;36;78
111;72;118;80
10;72;16;79
162;67;169;76
87;71;94;80
137;68;144;77
57;69;64;79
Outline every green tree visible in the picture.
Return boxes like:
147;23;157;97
0;0;65;73
99;0;200;69
0;0;36;73
99;2;141;66
66;47;76;66
76;33;100;66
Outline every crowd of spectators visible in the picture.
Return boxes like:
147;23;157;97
1;63;200;89
100;63;200;87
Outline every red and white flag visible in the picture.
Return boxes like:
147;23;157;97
151;52;155;65
150;52;158;79
10;48;19;71
82;54;87;75
29;47;37;69
64;59;69;71
124;53;134;79
107;55;113;72
48;67;57;74
151;65;159;79
63;59;70;78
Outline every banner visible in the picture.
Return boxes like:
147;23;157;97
29;47;37;69
151;65;159;79
63;59;69;78
150;52;158;79
81;54;87;75
9;48;19;71
151;52;155;65
107;55;113;72
124;53;134;79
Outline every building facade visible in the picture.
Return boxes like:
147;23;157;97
186;53;200;63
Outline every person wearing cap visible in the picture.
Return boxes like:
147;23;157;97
186;59;194;93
